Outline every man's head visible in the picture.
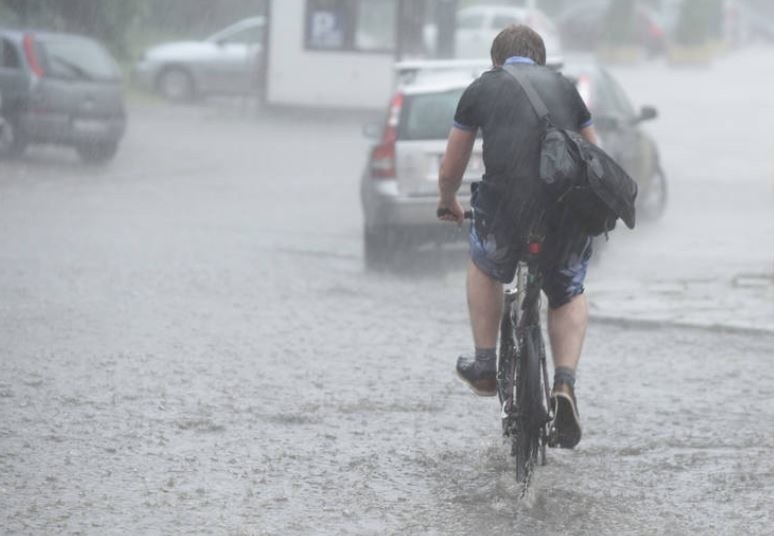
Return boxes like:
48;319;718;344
490;24;546;67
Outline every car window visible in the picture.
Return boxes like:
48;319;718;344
588;74;616;117
39;37;120;81
399;89;465;141
492;14;522;29
1;38;21;69
601;71;636;119
457;13;485;30
220;25;264;45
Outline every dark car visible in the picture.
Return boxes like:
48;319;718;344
561;56;666;219
0;30;126;163
360;57;665;268
557;1;667;57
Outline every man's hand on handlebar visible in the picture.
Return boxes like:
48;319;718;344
436;196;466;224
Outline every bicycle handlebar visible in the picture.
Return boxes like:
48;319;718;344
436;208;473;220
437;207;544;255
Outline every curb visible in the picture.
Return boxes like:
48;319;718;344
590;313;774;337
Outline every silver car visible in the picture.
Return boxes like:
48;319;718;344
360;64;486;269
134;17;265;101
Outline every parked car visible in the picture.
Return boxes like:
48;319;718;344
133;17;265;101
360;58;666;269
556;1;667;56
454;5;563;63
360;64;485;269
0;30;126;162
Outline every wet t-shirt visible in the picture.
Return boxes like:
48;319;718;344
454;59;592;190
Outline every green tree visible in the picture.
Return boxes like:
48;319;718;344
602;0;638;47
674;0;712;46
1;0;148;57
142;0;265;34
706;0;724;41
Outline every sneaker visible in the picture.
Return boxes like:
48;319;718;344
550;382;582;448
456;355;496;397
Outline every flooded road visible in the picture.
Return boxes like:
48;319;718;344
1;48;773;534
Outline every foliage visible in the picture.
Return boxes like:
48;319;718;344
0;0;148;57
0;0;266;59
143;0;265;34
602;0;638;46
706;0;724;41
534;0;563;17
674;0;716;46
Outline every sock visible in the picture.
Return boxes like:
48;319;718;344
475;347;496;361
554;366;576;389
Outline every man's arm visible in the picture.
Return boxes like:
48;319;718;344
437;127;476;222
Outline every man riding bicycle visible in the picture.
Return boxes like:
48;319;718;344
437;25;598;449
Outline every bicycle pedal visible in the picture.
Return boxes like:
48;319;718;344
547;424;559;448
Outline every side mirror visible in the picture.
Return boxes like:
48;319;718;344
637;105;658;123
362;122;382;140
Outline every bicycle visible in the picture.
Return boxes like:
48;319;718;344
439;208;554;487
496;228;553;487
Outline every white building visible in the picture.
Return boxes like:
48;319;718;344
265;0;400;110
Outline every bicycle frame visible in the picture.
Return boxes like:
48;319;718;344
497;241;553;484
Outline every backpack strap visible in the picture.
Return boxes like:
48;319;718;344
502;64;551;123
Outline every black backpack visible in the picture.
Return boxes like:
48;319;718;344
502;64;638;237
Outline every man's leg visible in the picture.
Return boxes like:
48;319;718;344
466;260;503;349
456;260;503;396
547;293;587;448
547;293;588;373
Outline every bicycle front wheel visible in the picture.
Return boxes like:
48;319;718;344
512;325;547;483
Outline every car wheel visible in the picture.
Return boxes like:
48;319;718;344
77;141;119;164
638;166;668;220
158;67;196;102
0;115;28;158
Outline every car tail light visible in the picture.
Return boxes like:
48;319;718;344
23;33;45;77
370;92;403;180
576;74;592;109
648;20;664;39
370;143;396;178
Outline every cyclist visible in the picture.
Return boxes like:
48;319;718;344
437;25;598;449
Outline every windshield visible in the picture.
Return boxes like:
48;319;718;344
40;37;121;81
207;20;264;44
399;89;465;141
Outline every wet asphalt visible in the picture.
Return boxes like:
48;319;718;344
1;48;773;535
